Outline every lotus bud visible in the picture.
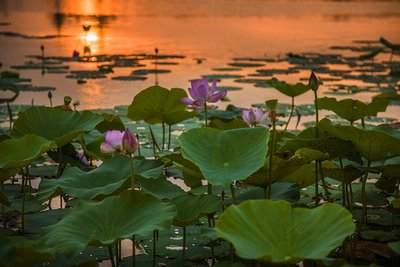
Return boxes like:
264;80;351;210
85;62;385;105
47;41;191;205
122;128;139;154
308;71;322;91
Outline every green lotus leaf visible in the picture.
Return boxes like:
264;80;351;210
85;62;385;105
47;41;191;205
319;118;400;161
95;113;125;133
209;118;249;130
179;127;268;187
0;134;56;170
41;190;177;257
127;85;196;125
37;155;164;202
0;236;56;267
245;148;328;188
267;77;311;97
12;106;103;147
0;168;19;182
389;241;400;254
215;200;355;263
138;176;186;200
172;194;221;227
317;97;389;123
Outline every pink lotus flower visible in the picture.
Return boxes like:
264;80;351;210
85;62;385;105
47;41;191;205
180;78;227;106
100;129;139;155
242;108;268;127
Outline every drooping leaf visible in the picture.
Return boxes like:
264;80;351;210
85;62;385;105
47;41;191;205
388;241;400;254
0;134;56;170
95;113;125;133
215;200;355;263
319;118;400;161
12;106;103;147
267;77;311;97
0;236;55;267
172;194;221;227
41;190;176;257
317;97;389;123
179;127;268;187
127;85;195;125
37;156;163;202
138;176;186;200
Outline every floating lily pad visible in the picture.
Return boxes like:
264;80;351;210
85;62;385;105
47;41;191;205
214;200;355;263
42;190;177;256
66;70;107;79
212;67;242;72
201;74;244;80
216;86;242;91
179;127;268;187
267;77;311;98
111;75;147;81
131;69;171;75
228;62;264;68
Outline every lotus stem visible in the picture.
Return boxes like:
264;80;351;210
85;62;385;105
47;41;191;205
361;117;365;128
168;124;172;150
129;154;135;190
1;182;6;229
6;102;12;130
149;125;161;153
132;235;136;267
360;161;371;230
267;118;276;199
114;243;119;267
313;90;320;204
21;168;28;235
230;183;237;205
182;226;186;267
318;162;331;202
349;182;354;212
108;245;116;267
162;122;166;150
136;134;141;157
153;230;157;267
284;97;295;131
204;103;208;126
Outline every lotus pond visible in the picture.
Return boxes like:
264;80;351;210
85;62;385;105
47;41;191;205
1;1;400;267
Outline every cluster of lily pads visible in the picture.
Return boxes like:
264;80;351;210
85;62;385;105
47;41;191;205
0;71;400;267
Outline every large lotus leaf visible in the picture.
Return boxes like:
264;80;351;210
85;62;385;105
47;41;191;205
0;236;56;267
280;136;361;163
172;194;221;227
389;241;400;254
209;118;249;130
127;85;195;125
319;118;400;161
267;77;311;97
95;113;125;133
317;97;389;122
245;148;328;188
12;106;103;147
281;161;335;188
37;156;164;202
214;200;355;263
138;176;186;200
0;134;56;170
164;154;204;188
179;127;268;187
41;190;177;256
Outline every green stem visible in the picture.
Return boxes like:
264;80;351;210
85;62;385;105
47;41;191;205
284;97;295;131
132;235;136;267
1;182;6;229
56;148;63;178
339;158;346;208
108;245;116;267
204;103;208;126
136;134;141;157
361;118;365;129
360;161;371;230
168;124;172;150
6;102;12;130
314;162;319;204
267;120;276;199
313;90;319;137
21;168;28;235
162;122;165;151
230;183;236;205
313;90;320;205
153;230;157;267
318;162;331;202
349;182;354;212
115;243;119;267
129;154;135;190
182;226;186;267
